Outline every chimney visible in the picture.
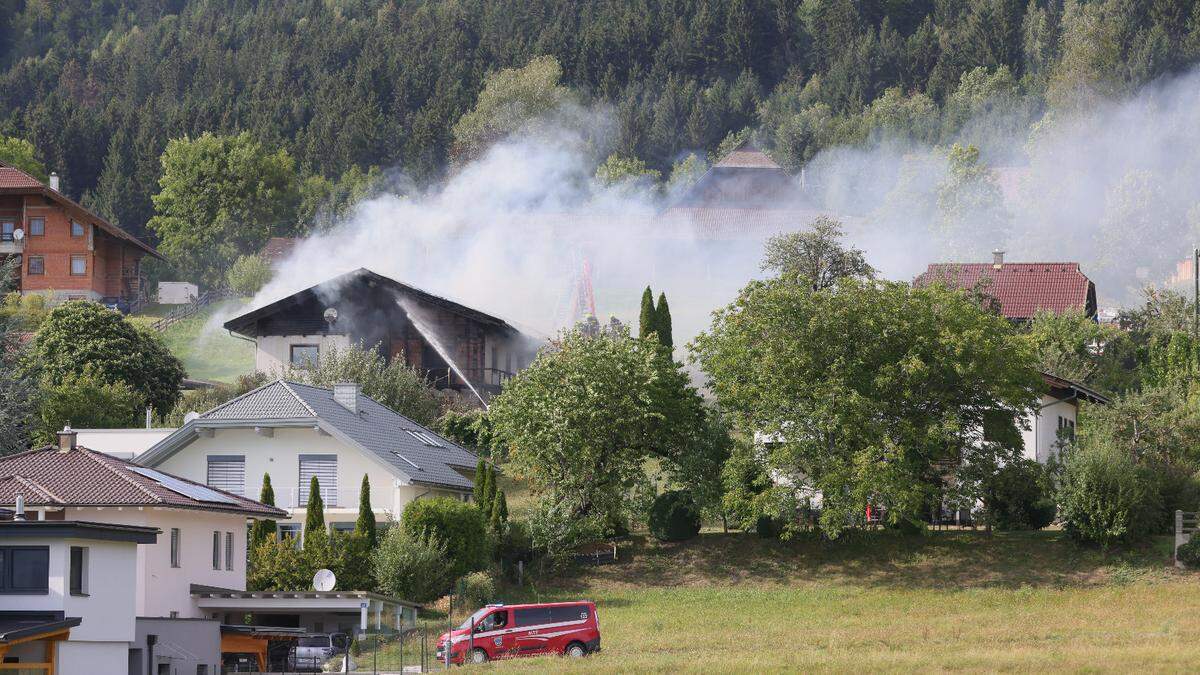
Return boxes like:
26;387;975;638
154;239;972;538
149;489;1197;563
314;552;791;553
333;383;360;414
14;495;25;521
992;249;1005;269
56;425;77;452
48;172;60;192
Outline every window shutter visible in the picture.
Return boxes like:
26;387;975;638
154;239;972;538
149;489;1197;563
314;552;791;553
206;455;246;496
299;455;338;507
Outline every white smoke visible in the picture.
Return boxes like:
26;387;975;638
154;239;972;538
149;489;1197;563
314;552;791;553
243;65;1200;355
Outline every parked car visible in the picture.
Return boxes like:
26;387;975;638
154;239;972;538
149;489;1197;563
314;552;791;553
286;633;350;672
436;601;600;665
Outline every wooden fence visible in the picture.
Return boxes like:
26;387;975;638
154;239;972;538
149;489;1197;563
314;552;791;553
150;289;227;332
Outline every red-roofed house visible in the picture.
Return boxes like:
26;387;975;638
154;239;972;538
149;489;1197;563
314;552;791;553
913;251;1097;322
0;164;161;309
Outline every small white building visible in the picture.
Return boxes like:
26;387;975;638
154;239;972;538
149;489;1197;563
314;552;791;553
140;380;479;540
0;429;286;620
1020;372;1110;464
157;281;198;305
0;518;158;675
74;427;176;461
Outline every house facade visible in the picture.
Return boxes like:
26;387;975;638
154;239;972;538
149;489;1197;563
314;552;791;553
1020;373;1110;464
0;164;160;309
140;380;479;541
0;517;158;675
0;429;286;620
223;268;539;399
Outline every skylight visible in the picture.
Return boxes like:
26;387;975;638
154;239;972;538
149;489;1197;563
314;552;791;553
130;467;238;504
404;429;443;448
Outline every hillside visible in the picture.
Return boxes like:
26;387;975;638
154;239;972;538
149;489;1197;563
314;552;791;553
130;300;254;384
3;0;1199;248
473;531;1199;672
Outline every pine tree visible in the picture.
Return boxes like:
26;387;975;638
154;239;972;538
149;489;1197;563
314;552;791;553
251;473;277;545
303;476;325;550
639;286;657;340
354;474;376;546
655;291;673;350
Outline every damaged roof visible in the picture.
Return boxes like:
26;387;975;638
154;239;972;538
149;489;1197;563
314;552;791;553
142;380;479;492
223;267;518;338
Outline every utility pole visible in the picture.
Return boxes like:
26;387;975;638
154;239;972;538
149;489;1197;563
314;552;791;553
1194;247;1198;340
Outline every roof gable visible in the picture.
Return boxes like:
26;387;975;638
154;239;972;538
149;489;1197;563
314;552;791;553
200;380;317;420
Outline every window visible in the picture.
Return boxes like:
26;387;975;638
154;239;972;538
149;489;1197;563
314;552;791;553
69;546;88;596
513;607;553;628
27;256;44;275
278;523;302;548
474;610;508;633
548;604;588;623
70;255;86;276
290;344;319;368
299;454;337;507
206;455;246;496
197;666;209;675
0;546;50;593
212;531;221;570
170;528;181;568
225;532;234;570
0;222;12;241
330;522;356;538
70;221;84;237
404;429;443;448
28;217;44;236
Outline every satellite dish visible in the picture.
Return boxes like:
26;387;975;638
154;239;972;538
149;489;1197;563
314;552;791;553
313;568;336;592
323;307;338;326
13;229;23;241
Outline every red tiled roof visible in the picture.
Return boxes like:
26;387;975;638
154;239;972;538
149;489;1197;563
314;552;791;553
715;141;782;169
0;166;44;190
914;262;1096;320
0;446;285;517
260;236;298;264
0;163;161;259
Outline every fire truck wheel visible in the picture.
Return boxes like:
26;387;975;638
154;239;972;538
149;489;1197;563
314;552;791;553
469;648;489;664
565;642;587;658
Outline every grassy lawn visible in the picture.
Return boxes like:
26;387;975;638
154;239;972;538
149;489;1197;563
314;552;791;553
131;299;255;384
375;530;1200;673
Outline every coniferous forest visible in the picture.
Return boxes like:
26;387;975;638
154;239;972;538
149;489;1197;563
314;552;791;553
3;0;1200;246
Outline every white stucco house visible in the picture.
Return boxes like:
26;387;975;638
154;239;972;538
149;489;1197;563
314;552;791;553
0;518;157;675
1019;372;1110;464
0;430;287;622
138;379;480;542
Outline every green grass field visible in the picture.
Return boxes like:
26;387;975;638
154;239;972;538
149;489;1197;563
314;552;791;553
132;299;255;384
384;530;1200;673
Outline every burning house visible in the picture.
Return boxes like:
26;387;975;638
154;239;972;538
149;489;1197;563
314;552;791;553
223;268;539;398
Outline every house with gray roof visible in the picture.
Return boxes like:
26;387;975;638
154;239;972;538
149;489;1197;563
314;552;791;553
139;380;480;542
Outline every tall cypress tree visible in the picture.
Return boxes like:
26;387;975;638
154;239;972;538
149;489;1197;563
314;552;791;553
304;475;325;549
252;473;277;545
638;286;657;340
355;473;376;546
474;456;488;504
490;489;505;534
478;464;494;520
655;291;673;350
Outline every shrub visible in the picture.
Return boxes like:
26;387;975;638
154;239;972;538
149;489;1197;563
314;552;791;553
372;528;451;603
1057;443;1161;548
226;253;272;295
1145;462;1200;535
35;368;142;443
454;571;497;609
983;459;1057;530
648;490;701;542
1177;538;1200;567
401;498;491;579
755;515;783;539
497;519;534;564
526;496;605;570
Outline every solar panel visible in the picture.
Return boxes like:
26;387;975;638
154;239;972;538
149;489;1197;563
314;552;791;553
405;430;443;448
130;467;239;504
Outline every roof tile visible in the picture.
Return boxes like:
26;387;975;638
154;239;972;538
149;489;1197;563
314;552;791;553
914;262;1095;320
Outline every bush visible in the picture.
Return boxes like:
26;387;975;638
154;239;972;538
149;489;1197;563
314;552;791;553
372;528;451;603
526;496;605;570
36;369;142;443
648;490;701;542
401;498;491;579
1177;538;1200;567
1145;462;1200;535
226;253;273;295
755;515;783;539
497;519;534;564
454;571;497;609
983;459;1057;531
1057;443;1161;548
